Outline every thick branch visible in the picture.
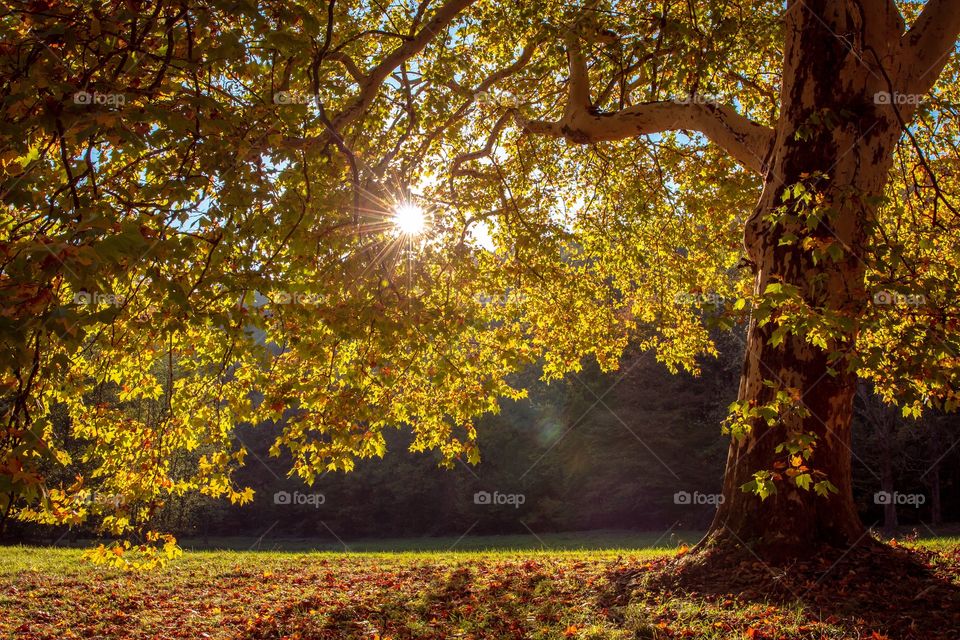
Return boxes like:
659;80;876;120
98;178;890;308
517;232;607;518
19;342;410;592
527;28;774;175
331;0;475;131
564;30;592;118
898;0;960;94
523;100;774;175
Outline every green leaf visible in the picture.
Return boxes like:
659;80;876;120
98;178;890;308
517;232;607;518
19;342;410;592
814;480;839;497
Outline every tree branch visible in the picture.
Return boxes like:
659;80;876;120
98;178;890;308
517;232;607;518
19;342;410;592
563;29;592;118
450;111;512;179
898;0;960;94
406;39;538;176
523;99;774;175
325;51;364;83
331;0;476;131
523;28;774;175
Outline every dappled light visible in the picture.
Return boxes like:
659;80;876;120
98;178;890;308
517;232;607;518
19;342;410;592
2;0;960;638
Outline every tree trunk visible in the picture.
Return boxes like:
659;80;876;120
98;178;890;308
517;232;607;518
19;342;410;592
703;0;907;561
879;424;898;537
926;422;943;527
856;384;899;536
928;464;942;528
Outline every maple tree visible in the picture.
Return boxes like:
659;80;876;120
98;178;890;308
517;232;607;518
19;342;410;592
1;0;959;563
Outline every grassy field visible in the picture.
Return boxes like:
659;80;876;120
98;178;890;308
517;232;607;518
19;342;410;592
2;533;959;639
174;529;703;552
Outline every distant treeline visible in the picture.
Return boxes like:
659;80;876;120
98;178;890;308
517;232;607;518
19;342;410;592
10;333;959;543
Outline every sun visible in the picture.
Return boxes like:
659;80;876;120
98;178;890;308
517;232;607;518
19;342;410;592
392;203;427;236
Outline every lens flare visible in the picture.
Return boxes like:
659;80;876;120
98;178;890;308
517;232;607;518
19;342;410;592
392;203;427;236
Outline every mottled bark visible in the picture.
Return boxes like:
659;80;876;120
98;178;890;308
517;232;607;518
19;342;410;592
704;0;908;559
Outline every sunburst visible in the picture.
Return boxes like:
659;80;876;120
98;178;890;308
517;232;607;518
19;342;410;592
344;183;435;287
391;203;427;237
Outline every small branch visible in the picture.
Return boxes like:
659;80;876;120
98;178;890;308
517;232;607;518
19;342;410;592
55;118;82;212
317;104;361;223
325;51;363;82
331;0;476;132
450;111;513;178
408;39;538;176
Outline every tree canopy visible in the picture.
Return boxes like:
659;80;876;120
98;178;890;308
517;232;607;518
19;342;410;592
1;0;959;564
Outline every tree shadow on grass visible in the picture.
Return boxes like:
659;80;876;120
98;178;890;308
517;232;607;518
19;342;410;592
235;563;558;640
608;540;960;639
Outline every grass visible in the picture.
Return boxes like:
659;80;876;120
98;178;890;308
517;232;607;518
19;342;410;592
18;529;702;554
174;529;703;553
1;532;958;639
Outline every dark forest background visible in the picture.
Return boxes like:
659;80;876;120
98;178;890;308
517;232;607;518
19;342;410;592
9;331;960;544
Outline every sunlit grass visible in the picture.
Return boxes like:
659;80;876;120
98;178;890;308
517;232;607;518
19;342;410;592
0;529;696;576
2;534;957;639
